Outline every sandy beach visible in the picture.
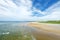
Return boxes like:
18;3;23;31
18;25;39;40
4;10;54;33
27;22;60;40
28;22;60;34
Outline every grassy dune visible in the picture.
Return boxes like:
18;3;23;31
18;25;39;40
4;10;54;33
39;20;60;24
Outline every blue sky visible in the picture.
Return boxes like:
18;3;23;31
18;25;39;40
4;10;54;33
0;0;60;21
32;0;59;11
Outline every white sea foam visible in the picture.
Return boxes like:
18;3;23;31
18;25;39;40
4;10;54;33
2;32;10;35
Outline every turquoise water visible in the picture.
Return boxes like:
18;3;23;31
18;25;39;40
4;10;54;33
0;21;36;40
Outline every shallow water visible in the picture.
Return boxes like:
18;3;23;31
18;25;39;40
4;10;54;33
0;22;36;40
0;22;60;40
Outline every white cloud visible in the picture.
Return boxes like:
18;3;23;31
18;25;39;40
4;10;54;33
31;1;60;21
0;0;60;21
0;0;32;21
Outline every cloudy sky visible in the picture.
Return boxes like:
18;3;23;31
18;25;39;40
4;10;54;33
0;0;60;21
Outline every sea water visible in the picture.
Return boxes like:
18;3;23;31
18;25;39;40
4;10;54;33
0;21;36;40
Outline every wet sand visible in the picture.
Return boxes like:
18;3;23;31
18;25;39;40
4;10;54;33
27;22;60;40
